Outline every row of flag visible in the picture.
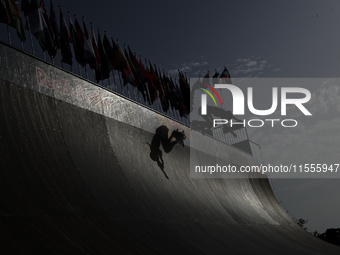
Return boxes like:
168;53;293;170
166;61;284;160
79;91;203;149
1;0;26;41
0;0;232;118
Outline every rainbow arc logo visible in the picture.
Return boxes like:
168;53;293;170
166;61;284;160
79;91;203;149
199;84;223;106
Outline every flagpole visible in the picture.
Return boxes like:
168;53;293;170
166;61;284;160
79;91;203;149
111;70;118;92
91;69;95;82
66;11;74;73
78;64;82;78
146;58;156;110
138;54;152;106
113;38;125;96
185;69;190;125
50;49;54;64
133;85;138;102
166;73;178;120
121;71;131;98
84;65;89;79
132;51;143;104
59;48;64;68
49;0;55;63
166;72;175;119
145;58;160;112
6;24;11;44
124;44;138;102
117;67;127;96
57;6;64;68
150;61;161;113
174;76;184;123
67;12;75;73
132;84;138;102
158;67;168;115
141;56;153;107
101;31;111;89
25;8;35;55
154;64;165;114
106;37;117;91
169;74;181;121
89;22;96;82
72;14;83;77
80;17;90;79
145;83;152;106
96;28;104;86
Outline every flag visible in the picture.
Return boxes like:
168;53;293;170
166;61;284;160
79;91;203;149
26;0;54;51
142;60;157;103
0;0;10;24
82;19;96;69
156;67;169;112
95;31;110;81
178;69;190;114
121;63;135;85
124;46;139;85
146;62;162;102
213;69;220;78
112;44;134;85
219;66;232;84
162;73;178;110
59;8;72;65
108;38;128;71
149;62;162;89
146;74;158;104
204;71;210;78
40;0;56;57
128;46;154;83
70;16;85;66
172;77;187;116
119;50;135;86
202;70;210;84
47;1;59;58
40;0;53;37
124;47;148;100
127;47;158;103
101;33;114;72
5;0;26;41
171;77;187;116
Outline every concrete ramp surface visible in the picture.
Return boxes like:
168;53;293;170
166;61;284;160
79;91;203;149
1;42;339;254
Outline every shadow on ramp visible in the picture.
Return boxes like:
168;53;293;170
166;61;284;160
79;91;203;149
146;125;186;179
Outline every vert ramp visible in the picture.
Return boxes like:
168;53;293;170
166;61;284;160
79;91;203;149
1;42;339;254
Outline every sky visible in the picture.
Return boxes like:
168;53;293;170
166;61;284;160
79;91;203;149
2;0;340;233
61;0;340;78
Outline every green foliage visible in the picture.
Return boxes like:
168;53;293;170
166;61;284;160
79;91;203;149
295;218;308;231
295;217;340;246
318;228;340;246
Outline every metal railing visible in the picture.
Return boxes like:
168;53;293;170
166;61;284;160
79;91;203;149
212;126;249;146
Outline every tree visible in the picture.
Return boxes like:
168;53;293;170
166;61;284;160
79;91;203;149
295;217;340;246
295;218;308;231
318;228;340;246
